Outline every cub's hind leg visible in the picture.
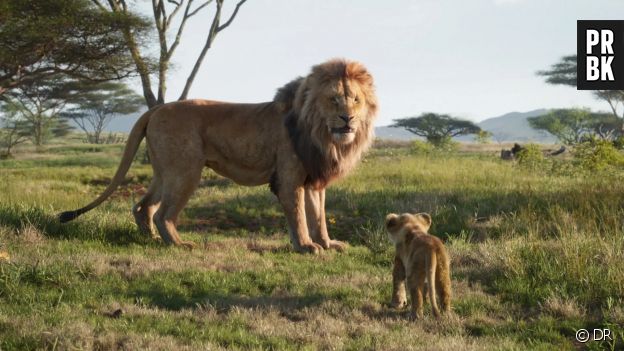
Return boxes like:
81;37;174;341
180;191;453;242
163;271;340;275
408;269;426;320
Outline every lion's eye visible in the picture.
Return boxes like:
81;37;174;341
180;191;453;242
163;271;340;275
354;96;360;104
332;96;341;105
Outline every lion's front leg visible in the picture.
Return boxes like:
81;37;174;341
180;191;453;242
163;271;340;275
279;184;323;254
305;188;348;252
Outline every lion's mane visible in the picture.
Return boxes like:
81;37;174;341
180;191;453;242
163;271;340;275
274;59;378;189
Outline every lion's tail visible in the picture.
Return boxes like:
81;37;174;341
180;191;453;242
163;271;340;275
58;108;154;223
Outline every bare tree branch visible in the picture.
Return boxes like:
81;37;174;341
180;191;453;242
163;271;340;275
178;0;247;100
91;0;107;10
166;0;186;27
167;0;195;59
188;0;214;17
217;0;247;32
178;0;223;100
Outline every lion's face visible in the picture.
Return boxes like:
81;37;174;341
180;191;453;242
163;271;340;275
315;78;371;145
294;59;378;147
280;59;378;189
386;212;432;244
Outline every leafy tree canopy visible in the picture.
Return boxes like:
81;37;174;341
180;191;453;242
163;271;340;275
0;0;152;96
392;113;481;146
61;82;143;144
528;108;621;145
537;55;577;86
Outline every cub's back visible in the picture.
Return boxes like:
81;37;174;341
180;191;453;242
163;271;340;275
404;230;448;264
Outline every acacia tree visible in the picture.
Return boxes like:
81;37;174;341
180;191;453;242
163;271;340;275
392;113;481;146
92;0;248;108
528;108;620;145
0;77;79;148
538;55;624;131
62;83;144;144
0;0;151;97
0;110;29;157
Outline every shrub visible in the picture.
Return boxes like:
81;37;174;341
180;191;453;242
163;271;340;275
434;137;460;152
611;135;624;150
410;140;434;155
574;138;624;172
474;130;493;144
516;144;545;170
410;138;459;155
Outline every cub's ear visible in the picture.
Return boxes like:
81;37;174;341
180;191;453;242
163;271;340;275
385;213;399;228
416;213;432;228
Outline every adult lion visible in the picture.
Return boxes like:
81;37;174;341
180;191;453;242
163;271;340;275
59;59;378;254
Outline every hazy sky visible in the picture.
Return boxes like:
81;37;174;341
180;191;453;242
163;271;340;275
133;0;624;126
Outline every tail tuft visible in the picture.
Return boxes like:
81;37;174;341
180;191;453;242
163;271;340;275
58;210;81;223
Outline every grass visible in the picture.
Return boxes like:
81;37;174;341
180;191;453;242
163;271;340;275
0;140;623;350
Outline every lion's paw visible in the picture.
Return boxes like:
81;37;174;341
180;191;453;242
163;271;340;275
296;242;324;255
327;240;348;252
180;241;197;250
390;297;408;309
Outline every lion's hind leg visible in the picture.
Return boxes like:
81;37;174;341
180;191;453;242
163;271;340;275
153;164;203;250
132;175;162;240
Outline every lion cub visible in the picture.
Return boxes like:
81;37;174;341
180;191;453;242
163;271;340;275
385;212;451;319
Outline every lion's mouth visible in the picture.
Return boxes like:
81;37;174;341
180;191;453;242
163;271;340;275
331;126;355;134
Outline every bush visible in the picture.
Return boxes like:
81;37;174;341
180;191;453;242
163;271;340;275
410;140;434;155
574;139;624;172
474;130;493;144
410;138;459;155
434;137;460;152
612;135;624;150
516;144;545;170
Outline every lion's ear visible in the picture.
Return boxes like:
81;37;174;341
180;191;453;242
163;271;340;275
345;62;375;95
415;213;432;230
293;77;310;113
385;213;399;228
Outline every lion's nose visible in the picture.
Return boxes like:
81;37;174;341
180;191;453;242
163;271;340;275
338;115;354;124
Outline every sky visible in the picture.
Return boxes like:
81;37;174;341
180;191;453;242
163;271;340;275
131;0;624;126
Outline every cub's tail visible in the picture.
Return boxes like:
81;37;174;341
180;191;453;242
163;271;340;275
58;108;154;223
427;252;441;317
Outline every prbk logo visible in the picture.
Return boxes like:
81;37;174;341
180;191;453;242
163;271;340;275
577;20;624;90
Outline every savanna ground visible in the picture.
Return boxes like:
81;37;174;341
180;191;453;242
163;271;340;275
0;137;623;350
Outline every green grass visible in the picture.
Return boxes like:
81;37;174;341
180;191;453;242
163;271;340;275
0;142;623;350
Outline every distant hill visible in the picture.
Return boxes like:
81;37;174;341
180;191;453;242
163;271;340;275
95;108;556;143
476;109;555;143
375;109;556;143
